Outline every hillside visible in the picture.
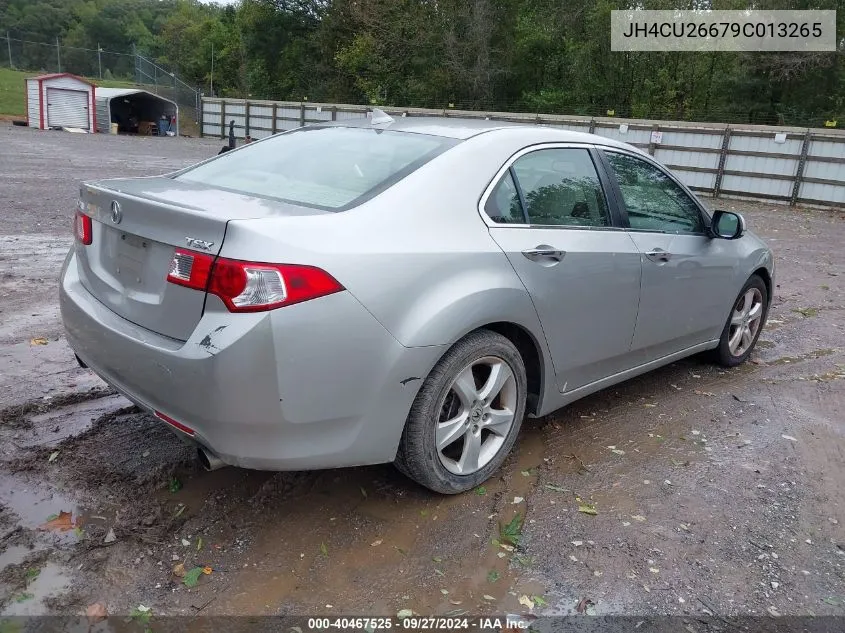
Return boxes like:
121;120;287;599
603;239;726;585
2;0;842;126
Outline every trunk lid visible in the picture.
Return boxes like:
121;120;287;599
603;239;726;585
76;177;326;340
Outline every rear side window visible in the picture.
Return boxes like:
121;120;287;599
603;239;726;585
176;127;457;211
484;170;525;224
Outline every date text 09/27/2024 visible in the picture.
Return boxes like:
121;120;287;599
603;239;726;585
306;617;531;630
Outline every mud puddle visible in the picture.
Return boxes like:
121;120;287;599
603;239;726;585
12;394;128;450
0;562;71;616
0;236;71;346
0;475;82;540
0;340;106;419
166;425;549;617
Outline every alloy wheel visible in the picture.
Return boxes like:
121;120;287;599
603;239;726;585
728;287;764;357
436;356;517;476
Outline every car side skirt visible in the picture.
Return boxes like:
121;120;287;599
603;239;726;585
541;340;720;412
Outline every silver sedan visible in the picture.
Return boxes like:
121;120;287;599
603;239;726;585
60;114;774;493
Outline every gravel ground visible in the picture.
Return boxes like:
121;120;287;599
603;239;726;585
0;122;843;621
0;123;220;236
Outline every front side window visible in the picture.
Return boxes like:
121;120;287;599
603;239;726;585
604;151;704;233
510;148;610;227
177;126;457;211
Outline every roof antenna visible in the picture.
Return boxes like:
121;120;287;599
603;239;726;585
370;108;394;125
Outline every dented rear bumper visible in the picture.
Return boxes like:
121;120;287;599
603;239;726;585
59;248;444;470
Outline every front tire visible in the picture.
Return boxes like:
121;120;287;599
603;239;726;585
395;330;527;494
713;274;768;367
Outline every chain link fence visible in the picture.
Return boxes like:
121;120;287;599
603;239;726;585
1;33;201;134
134;52;202;132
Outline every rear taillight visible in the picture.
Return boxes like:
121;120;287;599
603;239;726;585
167;249;214;290
166;249;343;312
208;259;343;312
74;211;92;245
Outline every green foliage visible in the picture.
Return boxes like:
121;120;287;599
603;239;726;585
1;0;842;125
499;513;524;546
182;566;204;588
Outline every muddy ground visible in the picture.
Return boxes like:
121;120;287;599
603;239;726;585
0;122;843;621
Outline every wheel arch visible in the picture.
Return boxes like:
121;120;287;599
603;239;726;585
752;266;773;304
481;322;545;416
394;320;552;492
433;321;550;417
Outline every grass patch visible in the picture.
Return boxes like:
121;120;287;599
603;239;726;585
0;67;27;116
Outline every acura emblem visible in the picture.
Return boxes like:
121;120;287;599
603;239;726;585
110;201;122;224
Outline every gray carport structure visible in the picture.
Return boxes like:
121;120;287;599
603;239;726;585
95;87;178;136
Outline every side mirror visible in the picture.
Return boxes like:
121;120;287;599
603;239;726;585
709;210;745;240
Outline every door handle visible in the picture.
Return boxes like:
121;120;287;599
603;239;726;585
522;246;566;263
645;248;672;263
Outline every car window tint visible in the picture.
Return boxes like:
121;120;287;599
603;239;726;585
485;170;525;224
176;127;457;211
510;149;609;227
604;151;704;233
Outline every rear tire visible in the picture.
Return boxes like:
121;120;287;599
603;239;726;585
395;329;527;494
713;274;768;367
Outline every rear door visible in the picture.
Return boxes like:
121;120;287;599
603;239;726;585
484;145;642;393
47;88;89;130
599;149;739;361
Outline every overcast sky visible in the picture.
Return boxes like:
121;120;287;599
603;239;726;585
198;0;240;5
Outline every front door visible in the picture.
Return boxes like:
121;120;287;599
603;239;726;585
600;149;739;362
485;146;642;393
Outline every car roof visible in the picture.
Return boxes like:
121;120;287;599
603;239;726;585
318;115;640;151
321;115;523;139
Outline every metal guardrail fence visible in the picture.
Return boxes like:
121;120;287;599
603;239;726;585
200;98;845;208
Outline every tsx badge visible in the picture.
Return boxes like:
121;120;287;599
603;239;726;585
185;237;215;251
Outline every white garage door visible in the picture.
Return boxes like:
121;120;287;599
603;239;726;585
46;88;90;130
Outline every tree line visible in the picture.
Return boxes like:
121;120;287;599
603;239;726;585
2;0;843;126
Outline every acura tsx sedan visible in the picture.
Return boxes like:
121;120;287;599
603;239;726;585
60;113;773;493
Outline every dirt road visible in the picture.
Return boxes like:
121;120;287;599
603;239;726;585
0;123;843;620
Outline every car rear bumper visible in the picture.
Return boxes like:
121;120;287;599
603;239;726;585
59;249;445;470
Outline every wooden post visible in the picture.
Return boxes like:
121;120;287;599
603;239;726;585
299;102;305;127
220;100;226;139
245;101;250;137
790;129;812;207
271;103;277;134
713;127;732;198
647;124;660;156
331;106;337;121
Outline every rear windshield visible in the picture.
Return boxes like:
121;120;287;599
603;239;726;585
176;126;457;210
